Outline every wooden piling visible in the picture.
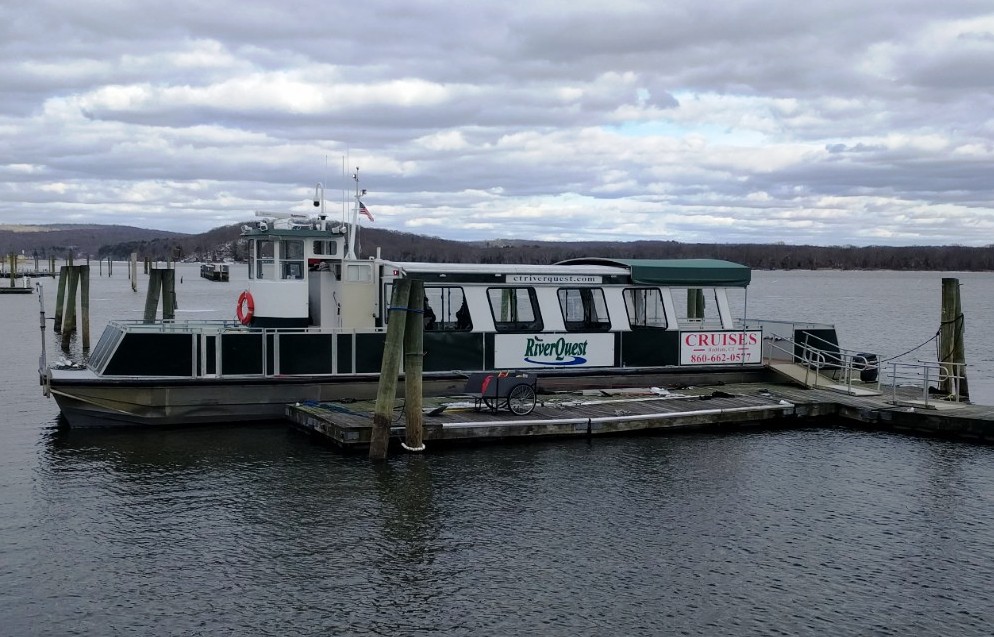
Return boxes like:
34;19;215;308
940;278;969;399
162;268;176;319
144;269;163;322
79;265;90;352
50;265;90;349
61;266;79;351
53;266;67;334
687;288;704;320
130;253;138;292
403;280;425;452
369;278;412;460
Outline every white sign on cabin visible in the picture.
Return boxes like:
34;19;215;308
680;330;762;365
494;333;615;368
505;274;602;285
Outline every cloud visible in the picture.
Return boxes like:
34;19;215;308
1;0;993;246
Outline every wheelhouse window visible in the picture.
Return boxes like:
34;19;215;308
309;240;340;274
248;240;255;279
423;286;472;331
313;240;338;256
281;239;304;280
255;239;275;280
487;287;542;332
624;288;667;329
558;288;610;332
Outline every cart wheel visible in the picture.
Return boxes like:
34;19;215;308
508;384;536;415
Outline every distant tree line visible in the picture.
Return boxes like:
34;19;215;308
4;223;994;271
0;224;183;262
361;229;994;271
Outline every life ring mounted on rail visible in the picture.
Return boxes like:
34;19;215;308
236;290;255;325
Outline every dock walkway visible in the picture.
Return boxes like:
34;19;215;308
286;379;994;451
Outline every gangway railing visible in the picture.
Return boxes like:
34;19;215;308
762;333;880;394
885;361;966;408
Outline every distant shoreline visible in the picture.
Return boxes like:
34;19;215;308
2;223;992;272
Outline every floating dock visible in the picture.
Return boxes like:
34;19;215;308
0;285;33;294
286;378;994;452
200;263;230;282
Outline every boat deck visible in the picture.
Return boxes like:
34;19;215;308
286;379;994;451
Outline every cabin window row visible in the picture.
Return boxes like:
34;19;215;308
248;238;359;281
389;285;676;332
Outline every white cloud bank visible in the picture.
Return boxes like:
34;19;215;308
2;0;994;246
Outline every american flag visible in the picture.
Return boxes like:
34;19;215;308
359;202;374;222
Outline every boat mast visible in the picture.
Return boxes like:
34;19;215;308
314;182;326;230
346;167;367;260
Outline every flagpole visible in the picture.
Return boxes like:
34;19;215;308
347;167;361;260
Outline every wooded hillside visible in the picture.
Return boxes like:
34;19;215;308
2;223;993;271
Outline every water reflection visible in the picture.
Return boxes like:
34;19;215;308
372;458;439;565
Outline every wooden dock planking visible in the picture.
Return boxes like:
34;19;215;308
288;382;820;450
287;378;994;451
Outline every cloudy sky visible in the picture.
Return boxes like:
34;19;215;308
2;1;994;246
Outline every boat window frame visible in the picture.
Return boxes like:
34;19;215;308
623;287;668;329
346;263;372;282
280;239;305;280
313;239;338;256
255;239;275;280
486;286;543;333
557;287;611;332
670;287;723;328
248;239;256;280
423;285;473;332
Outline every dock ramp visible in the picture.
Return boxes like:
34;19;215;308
767;362;883;397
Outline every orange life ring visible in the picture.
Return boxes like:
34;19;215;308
236;290;255;325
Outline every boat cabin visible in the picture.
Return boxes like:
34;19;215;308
232;206;763;375
78;182;840;382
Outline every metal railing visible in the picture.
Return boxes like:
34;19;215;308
83;320;393;378
886;360;966;408
762;332;880;394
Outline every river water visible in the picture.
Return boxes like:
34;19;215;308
3;265;994;636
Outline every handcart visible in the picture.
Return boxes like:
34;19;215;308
464;371;537;416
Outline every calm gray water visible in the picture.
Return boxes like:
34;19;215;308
3;265;994;636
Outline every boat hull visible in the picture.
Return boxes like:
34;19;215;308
47;366;770;428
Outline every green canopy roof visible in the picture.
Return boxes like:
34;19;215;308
556;258;751;287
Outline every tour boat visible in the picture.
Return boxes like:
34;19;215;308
40;177;847;428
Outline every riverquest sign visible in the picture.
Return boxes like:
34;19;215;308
495;334;614;368
680;330;762;365
505;274;602;285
